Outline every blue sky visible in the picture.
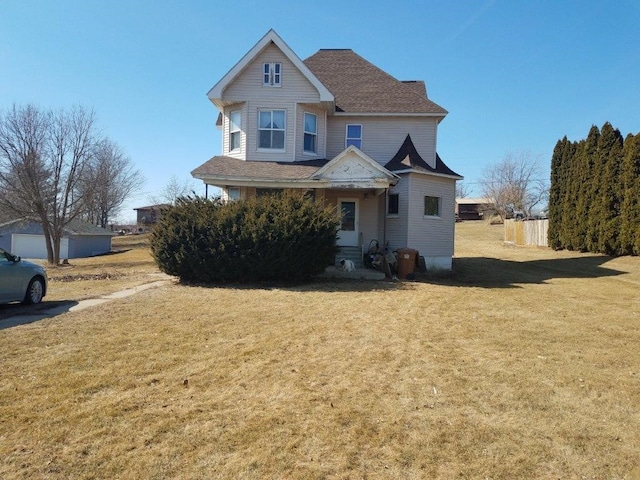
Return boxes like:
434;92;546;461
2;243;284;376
2;1;639;222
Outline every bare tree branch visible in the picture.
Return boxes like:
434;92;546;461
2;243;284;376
480;151;548;221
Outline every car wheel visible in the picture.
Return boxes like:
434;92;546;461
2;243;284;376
24;277;44;305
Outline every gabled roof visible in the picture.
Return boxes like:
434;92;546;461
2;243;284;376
303;49;447;116
384;135;462;179
207;29;334;110
0;217;115;236
311;145;398;181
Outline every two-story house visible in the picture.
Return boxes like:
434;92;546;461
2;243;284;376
191;29;462;270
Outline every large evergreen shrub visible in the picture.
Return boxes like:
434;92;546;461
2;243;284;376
548;122;640;256
150;192;340;283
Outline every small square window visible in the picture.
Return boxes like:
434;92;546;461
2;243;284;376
424;196;440;216
228;187;240;201
388;193;399;215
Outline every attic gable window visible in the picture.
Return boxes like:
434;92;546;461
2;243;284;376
263;62;281;86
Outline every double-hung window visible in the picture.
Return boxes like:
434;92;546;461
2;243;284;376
346;124;362;149
303;112;317;154
258;110;285;150
424;195;441;217
229;110;241;151
263;62;281;86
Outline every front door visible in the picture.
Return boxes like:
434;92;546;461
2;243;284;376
337;198;359;246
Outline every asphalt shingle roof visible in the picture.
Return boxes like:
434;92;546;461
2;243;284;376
191;156;329;180
384;135;461;178
303;49;447;115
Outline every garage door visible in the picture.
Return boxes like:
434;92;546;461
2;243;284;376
11;234;69;259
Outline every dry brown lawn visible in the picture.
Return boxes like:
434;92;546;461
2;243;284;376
1;223;640;479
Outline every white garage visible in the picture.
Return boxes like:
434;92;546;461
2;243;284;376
11;234;69;259
0;218;113;260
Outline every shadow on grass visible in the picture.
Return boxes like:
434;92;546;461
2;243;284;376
179;276;402;293
422;255;625;289
0;300;79;329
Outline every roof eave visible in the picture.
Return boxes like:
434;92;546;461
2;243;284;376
393;169;463;180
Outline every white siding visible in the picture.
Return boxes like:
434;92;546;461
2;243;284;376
221;44;323;163
406;174;456;258
385;180;409;250
222;104;246;158
296;105;326;160
326;116;438;167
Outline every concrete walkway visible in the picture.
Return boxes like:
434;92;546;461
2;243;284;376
0;280;171;330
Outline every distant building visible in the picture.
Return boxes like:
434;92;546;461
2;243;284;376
134;204;168;229
455;198;495;221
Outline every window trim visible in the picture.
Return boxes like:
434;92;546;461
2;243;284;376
424;195;441;218
262;62;282;87
387;193;399;216
303;112;317;154
257;109;286;152
229;110;241;152
345;124;362;149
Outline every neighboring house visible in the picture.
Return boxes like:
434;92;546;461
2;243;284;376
191;29;462;270
455;198;496;221
134;205;167;228
0;218;114;259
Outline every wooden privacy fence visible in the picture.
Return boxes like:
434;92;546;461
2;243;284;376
504;219;549;247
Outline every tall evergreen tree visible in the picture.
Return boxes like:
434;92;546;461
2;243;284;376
593;123;624;254
548;137;568;249
575;126;600;251
619;133;640;254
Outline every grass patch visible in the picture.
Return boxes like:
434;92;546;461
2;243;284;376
1;223;640;478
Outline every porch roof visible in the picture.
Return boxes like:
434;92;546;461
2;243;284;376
191;156;329;181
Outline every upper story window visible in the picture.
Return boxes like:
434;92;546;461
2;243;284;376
258;109;285;150
263;62;281;86
303;112;317;154
229;110;241;151
424;195;441;217
346;124;362;149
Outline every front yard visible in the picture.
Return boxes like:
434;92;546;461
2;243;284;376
1;223;639;479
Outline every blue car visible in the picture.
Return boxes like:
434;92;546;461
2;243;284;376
0;247;48;304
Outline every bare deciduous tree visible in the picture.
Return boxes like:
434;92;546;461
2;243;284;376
480;151;548;221
455;181;472;199
79;138;144;228
0;104;102;264
150;174;196;206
